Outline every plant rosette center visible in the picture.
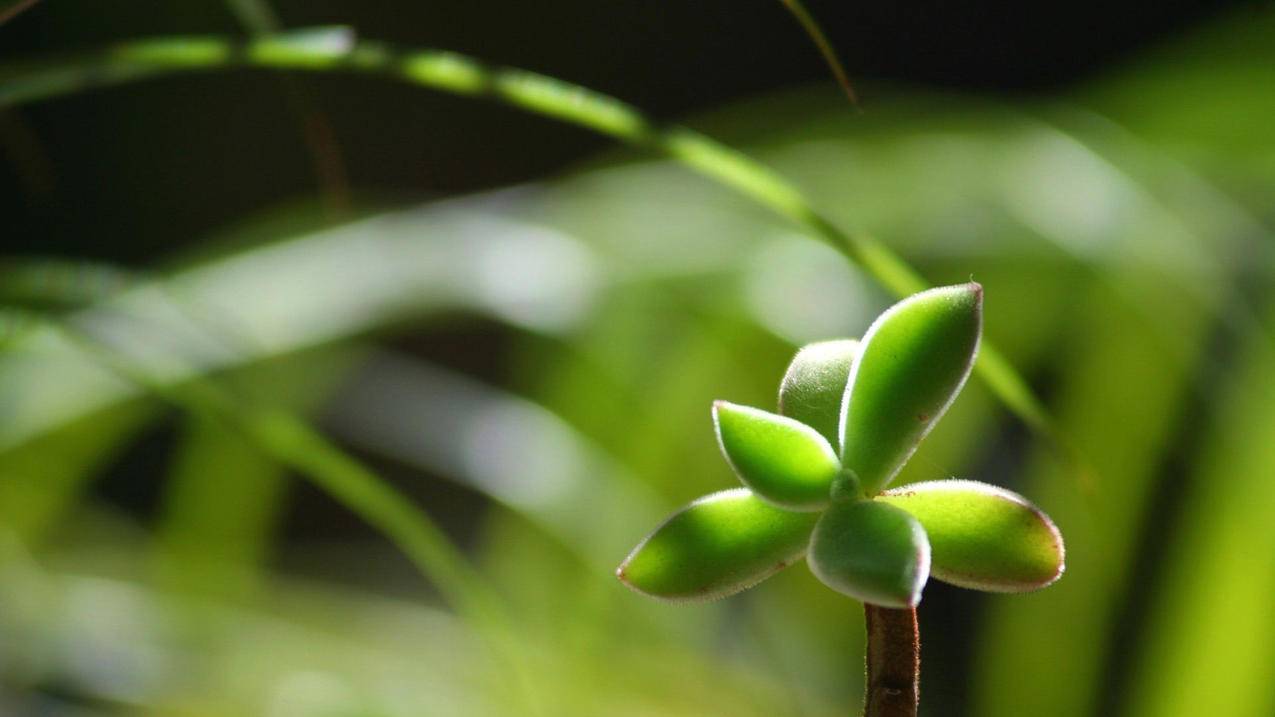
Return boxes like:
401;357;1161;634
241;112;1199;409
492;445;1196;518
617;283;1064;608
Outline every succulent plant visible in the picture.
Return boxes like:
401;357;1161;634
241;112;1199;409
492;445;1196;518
616;283;1065;715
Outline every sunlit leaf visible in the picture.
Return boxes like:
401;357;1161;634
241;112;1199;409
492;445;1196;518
878;480;1064;592
713;401;840;510
807;499;930;608
778;338;859;449
617;488;819;601
840;283;982;494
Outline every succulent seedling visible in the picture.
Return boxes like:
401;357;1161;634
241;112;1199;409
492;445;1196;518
616;283;1065;717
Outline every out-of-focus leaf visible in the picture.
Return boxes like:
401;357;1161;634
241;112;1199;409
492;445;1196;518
0;32;1063;454
973;277;1210;717
777;338;858;448
878;480;1064;592
223;0;281;34
0;0;38;26
0;206;603;454
807;499;930;608
0;258;136;309
325;349;666;568
155;348;361;598
1123;301;1275;717
617;488;818;601
713;401;840;510
1081;10;1275;182
840;283;983;494
0;402;154;545
153;413;287;599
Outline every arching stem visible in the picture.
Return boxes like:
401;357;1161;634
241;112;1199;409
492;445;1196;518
0;28;1072;471
863;604;919;717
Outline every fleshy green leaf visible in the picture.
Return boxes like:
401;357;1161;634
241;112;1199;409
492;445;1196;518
807;499;930;608
617;488;819;602
713;401;841;510
778;338;859;448
840;283;983;494
878;480;1065;592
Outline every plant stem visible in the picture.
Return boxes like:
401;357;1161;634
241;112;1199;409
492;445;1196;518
0;0;43;27
863;604;920;717
776;0;859;105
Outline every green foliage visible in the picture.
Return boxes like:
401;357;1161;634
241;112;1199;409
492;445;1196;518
713;401;840;510
840;283;983;495
777;338;859;447
877;480;1064;592
620;284;1062;610
808;500;930;608
0;8;1270;715
616;488;819;601
0;27;1061;453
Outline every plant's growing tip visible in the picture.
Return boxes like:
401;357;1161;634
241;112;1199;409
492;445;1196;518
618;282;1064;610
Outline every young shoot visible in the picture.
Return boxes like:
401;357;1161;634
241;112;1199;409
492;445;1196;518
617;283;1065;717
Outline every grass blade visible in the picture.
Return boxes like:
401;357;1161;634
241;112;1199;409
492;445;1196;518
0;0;40;27
0;29;1066;463
32;315;545;714
777;0;858;105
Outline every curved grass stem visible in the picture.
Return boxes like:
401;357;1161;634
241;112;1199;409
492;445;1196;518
777;0;859;105
0;27;1072;471
0;0;43;27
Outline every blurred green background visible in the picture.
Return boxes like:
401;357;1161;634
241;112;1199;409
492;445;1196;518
2;2;1274;715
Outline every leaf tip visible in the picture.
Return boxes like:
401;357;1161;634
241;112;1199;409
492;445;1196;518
1033;502;1067;589
711;399;734;422
1011;490;1066;590
710;400;731;439
942;281;984;316
880;480;1065;592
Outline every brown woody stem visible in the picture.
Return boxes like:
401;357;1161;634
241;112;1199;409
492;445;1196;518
863;604;920;717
